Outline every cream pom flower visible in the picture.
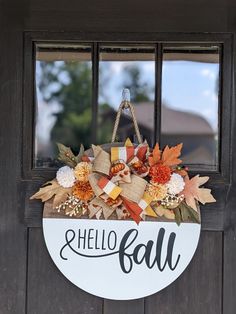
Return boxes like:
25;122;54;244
166;173;185;195
56;166;76;188
74;162;92;182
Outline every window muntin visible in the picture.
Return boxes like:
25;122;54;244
34;42;221;171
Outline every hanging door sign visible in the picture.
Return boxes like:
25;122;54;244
43;217;200;300
31;93;215;300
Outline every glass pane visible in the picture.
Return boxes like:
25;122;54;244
98;45;156;145
161;45;220;170
35;43;92;168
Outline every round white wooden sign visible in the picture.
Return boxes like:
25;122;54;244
43;218;200;300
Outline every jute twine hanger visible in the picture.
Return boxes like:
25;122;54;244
111;89;143;144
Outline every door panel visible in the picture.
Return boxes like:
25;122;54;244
145;232;222;314
103;299;144;314
1;1;236;314
27;228;103;314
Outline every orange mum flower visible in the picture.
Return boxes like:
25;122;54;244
149;164;171;184
72;181;94;201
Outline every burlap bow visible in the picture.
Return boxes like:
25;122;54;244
87;143;155;223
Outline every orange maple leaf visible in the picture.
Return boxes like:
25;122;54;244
181;175;216;211
161;143;183;167
148;143;161;166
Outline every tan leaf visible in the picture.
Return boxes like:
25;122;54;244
148;143;161;166
197;188;216;205
154;205;175;220
154;205;165;216
53;188;72;208
161;143;183;167
164;209;175;220
30;179;71;207
181;175;216;211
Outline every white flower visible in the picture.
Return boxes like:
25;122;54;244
56;166;75;188
166;173;185;195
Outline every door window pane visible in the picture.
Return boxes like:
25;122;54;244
98;45;156;145
33;42;222;171
35;43;92;168
161;45;220;170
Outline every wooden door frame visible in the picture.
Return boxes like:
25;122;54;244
0;2;236;308
22;31;233;234
20;31;236;313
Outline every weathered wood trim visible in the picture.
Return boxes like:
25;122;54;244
0;8;27;314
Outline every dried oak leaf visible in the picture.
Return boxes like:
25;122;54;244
57;143;84;167
178;201;200;224
52;188;72;208
161;143;183;167
181;175;216;211
30;179;72;208
148;143;161;166
173;207;181;225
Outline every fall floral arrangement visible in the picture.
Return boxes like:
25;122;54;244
31;139;216;225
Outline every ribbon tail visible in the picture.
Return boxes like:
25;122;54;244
122;197;143;224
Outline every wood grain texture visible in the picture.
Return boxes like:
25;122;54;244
145;231;223;314
27;227;103;314
223;33;236;314
103;299;144;314
1;0;236;313
25;0;228;33
24;181;226;230
0;3;27;313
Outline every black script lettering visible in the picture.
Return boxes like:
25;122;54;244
78;228;87;249
150;228;180;271
107;231;117;250
167;233;180;270
87;229;94;249
60;227;180;274
119;229;138;274
60;229;76;260
95;229;100;249
153;227;167;270
133;241;155;266
60;229;119;260
102;229;106;250
118;228;180;273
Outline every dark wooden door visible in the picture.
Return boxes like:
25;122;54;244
1;1;236;313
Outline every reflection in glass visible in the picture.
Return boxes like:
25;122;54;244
35;44;92;168
98;45;155;145
161;45;220;170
